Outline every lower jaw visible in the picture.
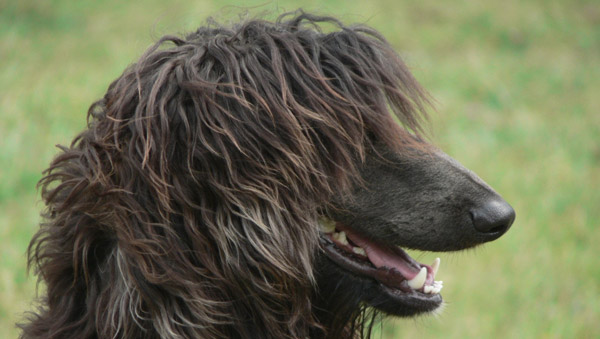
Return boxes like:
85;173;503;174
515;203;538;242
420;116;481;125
320;237;443;316
369;282;443;316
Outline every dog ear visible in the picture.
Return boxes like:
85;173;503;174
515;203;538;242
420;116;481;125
29;101;325;338
91;39;328;337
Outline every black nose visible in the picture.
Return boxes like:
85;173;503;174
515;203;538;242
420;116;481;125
470;199;515;235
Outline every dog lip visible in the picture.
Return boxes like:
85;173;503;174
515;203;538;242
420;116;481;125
320;235;444;316
319;218;441;291
320;234;440;293
376;282;443;312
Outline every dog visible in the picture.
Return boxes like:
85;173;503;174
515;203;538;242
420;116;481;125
20;10;515;338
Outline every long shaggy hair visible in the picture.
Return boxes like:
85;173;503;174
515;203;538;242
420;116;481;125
21;11;431;338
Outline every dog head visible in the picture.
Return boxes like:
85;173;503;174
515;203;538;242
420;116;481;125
24;10;514;339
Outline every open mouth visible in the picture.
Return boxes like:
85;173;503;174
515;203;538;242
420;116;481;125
319;217;443;301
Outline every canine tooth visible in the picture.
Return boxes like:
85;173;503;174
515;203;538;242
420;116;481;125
431;258;441;277
424;285;433;294
352;247;366;256
407;267;427;290
332;231;348;245
319;218;336;233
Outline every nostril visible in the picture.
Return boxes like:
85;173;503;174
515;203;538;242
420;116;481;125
470;199;516;235
488;224;508;234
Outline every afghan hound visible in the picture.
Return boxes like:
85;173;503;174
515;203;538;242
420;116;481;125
20;10;515;338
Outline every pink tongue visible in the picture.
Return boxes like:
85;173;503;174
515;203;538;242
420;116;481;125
366;247;418;280
343;229;420;280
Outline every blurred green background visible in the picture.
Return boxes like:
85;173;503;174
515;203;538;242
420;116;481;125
1;0;598;337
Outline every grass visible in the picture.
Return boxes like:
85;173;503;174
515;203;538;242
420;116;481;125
1;0;599;337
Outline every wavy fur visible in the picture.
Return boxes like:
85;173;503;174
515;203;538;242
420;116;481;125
20;11;429;338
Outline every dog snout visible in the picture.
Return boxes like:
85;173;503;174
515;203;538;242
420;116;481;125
470;198;515;236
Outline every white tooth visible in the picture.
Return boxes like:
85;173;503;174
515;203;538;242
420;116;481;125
332;231;348;245
431;258;441;277
319;218;336;233
352;247;366;256
407;267;427;290
424;285;433;294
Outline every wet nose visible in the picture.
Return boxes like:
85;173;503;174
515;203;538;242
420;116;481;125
470;199;515;235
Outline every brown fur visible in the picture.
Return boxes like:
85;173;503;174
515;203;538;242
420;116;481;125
20;11;430;338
